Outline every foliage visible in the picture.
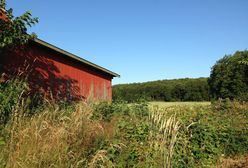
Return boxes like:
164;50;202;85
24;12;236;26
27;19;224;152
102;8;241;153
0;79;247;168
92;101;115;121
92;99;149;121
0;0;38;49
115;119;150;167
188;123;221;165
129;99;149;117
0;1;40;126
209;51;248;101
0;99;248;167
171;101;248;168
113;77;210;102
0;77;29;125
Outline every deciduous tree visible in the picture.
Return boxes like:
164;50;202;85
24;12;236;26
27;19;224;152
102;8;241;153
0;0;38;48
208;51;248;100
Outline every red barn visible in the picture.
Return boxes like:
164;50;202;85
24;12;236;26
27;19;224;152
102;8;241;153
0;38;119;101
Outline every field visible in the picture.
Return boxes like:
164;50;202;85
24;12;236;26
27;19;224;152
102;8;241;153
150;101;211;107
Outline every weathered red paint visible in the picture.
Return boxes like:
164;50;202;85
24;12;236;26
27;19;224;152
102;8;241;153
1;41;115;101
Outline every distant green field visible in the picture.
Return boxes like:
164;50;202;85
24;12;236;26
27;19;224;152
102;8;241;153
149;101;211;107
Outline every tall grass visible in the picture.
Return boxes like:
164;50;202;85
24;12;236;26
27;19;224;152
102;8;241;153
1;102;113;167
149;106;180;168
0;101;182;167
0;78;247;167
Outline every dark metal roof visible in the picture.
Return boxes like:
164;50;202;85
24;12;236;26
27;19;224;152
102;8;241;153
33;38;120;78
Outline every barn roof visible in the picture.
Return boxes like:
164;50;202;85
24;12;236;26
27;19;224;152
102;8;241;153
33;38;120;78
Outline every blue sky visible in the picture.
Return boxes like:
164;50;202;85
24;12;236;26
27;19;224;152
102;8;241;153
7;0;248;85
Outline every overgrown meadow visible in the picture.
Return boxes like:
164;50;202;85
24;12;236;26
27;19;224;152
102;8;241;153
0;78;248;168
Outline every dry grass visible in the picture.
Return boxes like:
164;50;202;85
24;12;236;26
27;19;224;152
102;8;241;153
216;155;248;168
88;150;114;168
149;106;181;168
0;103;114;168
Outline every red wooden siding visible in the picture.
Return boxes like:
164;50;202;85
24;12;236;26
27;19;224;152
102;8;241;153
1;41;115;101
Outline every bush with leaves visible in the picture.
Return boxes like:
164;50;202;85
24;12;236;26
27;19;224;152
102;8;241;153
0;0;38;49
0;77;29;125
171;101;248;168
0;0;39;124
209;51;248;101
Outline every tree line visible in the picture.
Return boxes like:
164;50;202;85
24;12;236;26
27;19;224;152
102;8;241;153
113;77;210;102
113;51;248;102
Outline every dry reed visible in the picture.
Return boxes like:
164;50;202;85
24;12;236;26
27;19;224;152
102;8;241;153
149;106;181;168
1;102;109;168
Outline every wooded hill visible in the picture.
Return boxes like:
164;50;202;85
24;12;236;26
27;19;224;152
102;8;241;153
113;77;209;102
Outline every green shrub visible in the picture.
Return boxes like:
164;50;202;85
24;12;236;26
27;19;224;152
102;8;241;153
111;101;130;116
118;120;149;142
211;98;232;113
189;123;221;165
92;100;149;121
0;77;29;125
116;119;150;167
129;99;149;117
221;127;248;156
172;122;221;167
92;101;115;121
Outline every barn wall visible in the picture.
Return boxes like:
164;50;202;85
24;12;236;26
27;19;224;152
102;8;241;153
1;42;113;101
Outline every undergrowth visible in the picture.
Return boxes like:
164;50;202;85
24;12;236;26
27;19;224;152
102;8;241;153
0;78;247;167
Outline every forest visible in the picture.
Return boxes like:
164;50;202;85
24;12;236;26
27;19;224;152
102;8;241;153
113;77;210;102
